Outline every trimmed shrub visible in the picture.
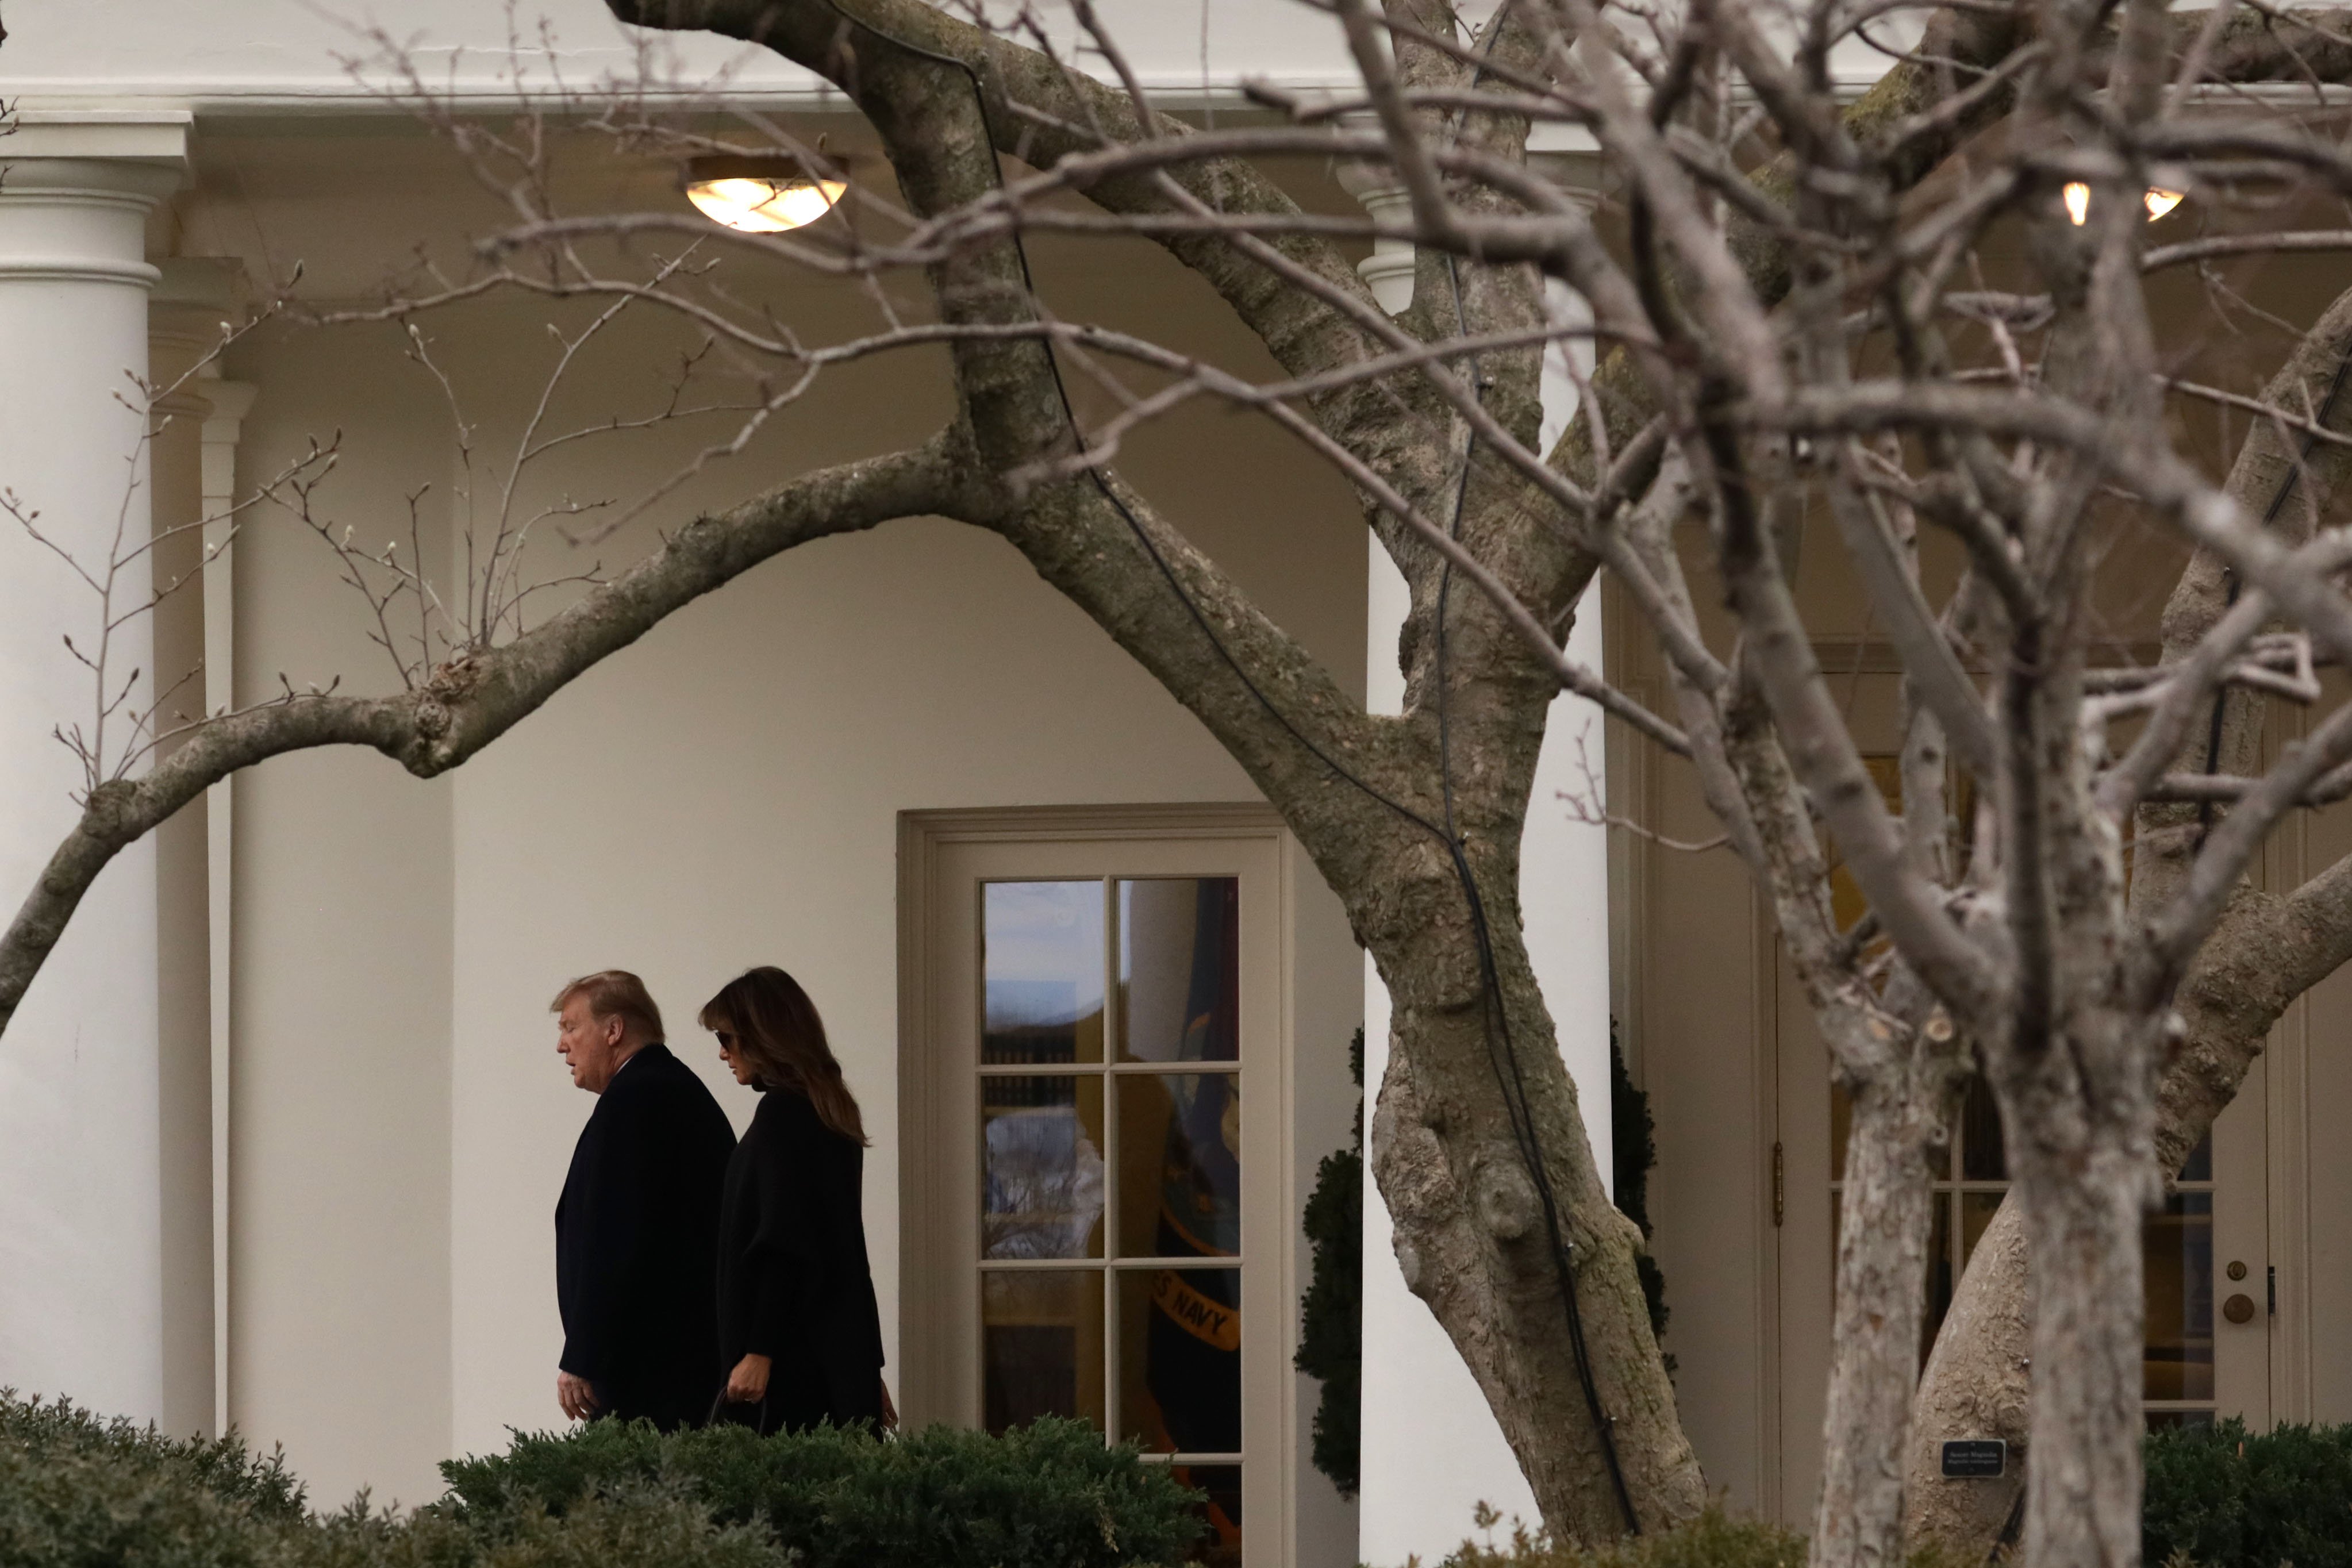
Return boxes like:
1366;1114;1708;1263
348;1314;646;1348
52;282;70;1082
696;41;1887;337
440;1416;1202;1568
1426;1504;1983;1568
1432;1505;1808;1568
1;1393;1203;1568
298;1489;789;1568
0;1392;305;1568
2143;1417;2352;1568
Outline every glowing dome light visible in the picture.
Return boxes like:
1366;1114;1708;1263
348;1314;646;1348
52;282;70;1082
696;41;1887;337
686;174;848;233
2062;182;2186;225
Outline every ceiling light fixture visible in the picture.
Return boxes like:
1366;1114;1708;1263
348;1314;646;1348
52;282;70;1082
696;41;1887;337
683;154;847;233
2062;181;2185;225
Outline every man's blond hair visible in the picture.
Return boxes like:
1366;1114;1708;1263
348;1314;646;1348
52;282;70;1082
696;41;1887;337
551;970;665;1043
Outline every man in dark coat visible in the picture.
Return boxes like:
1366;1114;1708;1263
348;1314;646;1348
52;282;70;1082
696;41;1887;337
552;970;736;1431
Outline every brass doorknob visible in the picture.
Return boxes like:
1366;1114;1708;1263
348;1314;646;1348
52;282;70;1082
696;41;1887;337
2223;1293;2257;1324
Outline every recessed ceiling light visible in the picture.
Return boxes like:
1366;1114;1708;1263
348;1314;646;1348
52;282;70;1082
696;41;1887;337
2062;181;2185;225
683;155;847;233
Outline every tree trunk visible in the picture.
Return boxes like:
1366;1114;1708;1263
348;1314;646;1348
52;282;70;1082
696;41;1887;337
2012;1130;2149;1568
1904;1197;2034;1550
1367;846;1707;1543
1905;279;2352;1558
1811;1072;1946;1568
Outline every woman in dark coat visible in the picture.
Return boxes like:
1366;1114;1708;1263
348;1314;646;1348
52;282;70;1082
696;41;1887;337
702;966;893;1435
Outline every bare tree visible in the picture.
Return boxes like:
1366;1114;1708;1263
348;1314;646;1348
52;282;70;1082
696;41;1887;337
18;2;2352;1565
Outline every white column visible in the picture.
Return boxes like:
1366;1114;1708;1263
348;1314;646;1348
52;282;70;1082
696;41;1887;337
0;112;189;1424
1355;190;1614;1561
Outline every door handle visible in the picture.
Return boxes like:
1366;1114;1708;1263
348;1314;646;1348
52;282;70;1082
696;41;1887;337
2223;1293;2257;1325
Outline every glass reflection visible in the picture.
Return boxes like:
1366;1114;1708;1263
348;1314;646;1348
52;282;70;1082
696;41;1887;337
982;1270;1103;1435
1118;879;1240;1063
1118;1073;1242;1260
982;1075;1105;1259
985;882;1104;1065
2145;1192;2215;1402
1121;1267;1242;1455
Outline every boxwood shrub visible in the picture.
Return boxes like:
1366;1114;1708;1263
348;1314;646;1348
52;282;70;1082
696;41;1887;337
2143;1417;2352;1568
0;1392;1201;1568
1430;1504;1809;1568
440;1414;1205;1568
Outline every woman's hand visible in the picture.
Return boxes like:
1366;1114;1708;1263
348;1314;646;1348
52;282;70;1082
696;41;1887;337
725;1353;772;1404
879;1377;899;1434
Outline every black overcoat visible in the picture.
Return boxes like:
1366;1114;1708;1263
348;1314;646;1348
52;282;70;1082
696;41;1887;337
555;1042;736;1429
716;1087;886;1433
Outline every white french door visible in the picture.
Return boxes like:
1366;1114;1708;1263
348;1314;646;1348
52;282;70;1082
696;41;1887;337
899;808;1289;1568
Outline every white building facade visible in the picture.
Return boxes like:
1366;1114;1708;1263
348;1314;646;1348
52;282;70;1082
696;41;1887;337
8;7;2352;1567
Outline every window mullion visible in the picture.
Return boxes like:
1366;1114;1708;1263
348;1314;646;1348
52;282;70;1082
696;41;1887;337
1101;877;1120;1447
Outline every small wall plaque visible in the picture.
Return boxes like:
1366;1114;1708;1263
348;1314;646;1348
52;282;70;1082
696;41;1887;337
1940;1439;2007;1479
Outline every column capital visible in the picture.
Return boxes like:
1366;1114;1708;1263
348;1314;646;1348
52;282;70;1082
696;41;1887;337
152;258;251;390
1527;124;1605;212
1337;121;1607;316
0;112;190;289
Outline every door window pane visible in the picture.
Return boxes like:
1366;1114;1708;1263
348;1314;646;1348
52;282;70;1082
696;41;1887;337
1922;1197;1954;1363
1959;1191;2003;1267
1118;878;1240;1063
1121;1267;1242;1454
983;1270;1104;1435
1958;1076;2007;1181
985;882;1105;1065
983;1076;1105;1259
1117;1073;1242;1260
967;860;1253;1520
2177;1132;2213;1184
2146;1192;2215;1402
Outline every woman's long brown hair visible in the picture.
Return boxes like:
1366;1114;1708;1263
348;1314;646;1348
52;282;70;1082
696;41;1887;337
700;966;867;1144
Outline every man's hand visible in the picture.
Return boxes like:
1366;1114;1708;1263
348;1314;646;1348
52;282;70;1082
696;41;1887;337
725;1352;771;1404
558;1371;601;1423
879;1377;899;1433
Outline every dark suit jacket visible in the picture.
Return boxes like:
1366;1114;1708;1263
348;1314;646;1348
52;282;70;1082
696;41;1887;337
716;1087;885;1432
556;1042;736;1429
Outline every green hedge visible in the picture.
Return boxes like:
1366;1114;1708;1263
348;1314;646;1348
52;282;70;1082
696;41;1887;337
1431;1505;1807;1568
0;1392;1202;1568
2143;1417;2352;1568
441;1415;1204;1568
